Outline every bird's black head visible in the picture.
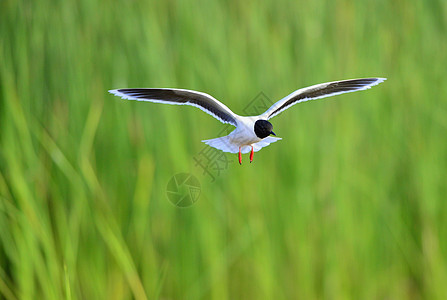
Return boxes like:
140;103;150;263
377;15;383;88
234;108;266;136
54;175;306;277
254;120;276;139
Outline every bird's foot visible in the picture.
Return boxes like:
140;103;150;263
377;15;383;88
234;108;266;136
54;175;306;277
250;146;254;163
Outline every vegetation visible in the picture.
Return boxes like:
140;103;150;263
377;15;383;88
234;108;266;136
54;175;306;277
1;0;446;298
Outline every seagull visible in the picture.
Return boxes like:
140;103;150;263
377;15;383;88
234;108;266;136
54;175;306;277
109;78;386;164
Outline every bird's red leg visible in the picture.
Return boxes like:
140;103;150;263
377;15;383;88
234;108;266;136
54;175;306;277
250;146;254;163
238;147;242;165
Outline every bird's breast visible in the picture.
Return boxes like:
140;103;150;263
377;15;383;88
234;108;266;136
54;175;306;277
229;125;262;146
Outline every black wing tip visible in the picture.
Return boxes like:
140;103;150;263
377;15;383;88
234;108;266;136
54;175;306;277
108;88;159;100
108;89;139;100
358;77;387;85
365;77;387;83
342;77;386;84
331;78;386;90
108;89;123;96
109;89;139;95
362;77;387;88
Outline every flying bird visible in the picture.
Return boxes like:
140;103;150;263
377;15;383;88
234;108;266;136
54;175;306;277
109;78;386;164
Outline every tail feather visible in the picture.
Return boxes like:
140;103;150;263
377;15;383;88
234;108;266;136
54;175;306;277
202;136;239;153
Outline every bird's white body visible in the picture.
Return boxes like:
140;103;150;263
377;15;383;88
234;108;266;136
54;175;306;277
202;116;282;153
109;77;386;163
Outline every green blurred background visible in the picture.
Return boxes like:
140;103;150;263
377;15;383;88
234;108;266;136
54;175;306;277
1;0;447;299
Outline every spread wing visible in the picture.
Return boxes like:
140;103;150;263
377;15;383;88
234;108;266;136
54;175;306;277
261;78;386;119
109;88;239;126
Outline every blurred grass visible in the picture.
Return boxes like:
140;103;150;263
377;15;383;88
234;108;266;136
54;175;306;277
1;0;447;299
